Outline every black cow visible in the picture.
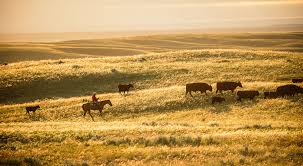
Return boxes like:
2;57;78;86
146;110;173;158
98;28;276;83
237;90;259;101
216;81;242;93
26;105;40;114
264;91;279;99
186;83;212;97
276;84;302;97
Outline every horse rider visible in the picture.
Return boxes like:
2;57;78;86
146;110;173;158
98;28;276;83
92;92;99;105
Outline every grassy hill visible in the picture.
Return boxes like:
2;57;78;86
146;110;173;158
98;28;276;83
1;32;303;63
0;33;303;165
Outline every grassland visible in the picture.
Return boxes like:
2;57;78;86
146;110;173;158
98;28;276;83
0;33;303;165
1;32;303;64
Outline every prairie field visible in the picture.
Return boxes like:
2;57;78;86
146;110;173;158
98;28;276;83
0;33;303;165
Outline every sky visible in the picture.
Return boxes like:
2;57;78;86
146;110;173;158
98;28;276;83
0;0;303;33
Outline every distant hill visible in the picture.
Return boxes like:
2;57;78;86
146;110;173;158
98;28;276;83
1;24;303;42
1;32;303;63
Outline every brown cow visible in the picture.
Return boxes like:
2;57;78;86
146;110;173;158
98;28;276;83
216;81;242;93
237;90;259;101
186;83;212;97
118;84;134;94
26;105;40;114
264;91;278;99
211;97;225;104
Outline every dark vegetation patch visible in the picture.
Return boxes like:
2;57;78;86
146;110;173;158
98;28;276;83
1;132;218;147
239;146;259;157
0;48;67;63
104;135;219;147
237;124;272;130
0;157;41;166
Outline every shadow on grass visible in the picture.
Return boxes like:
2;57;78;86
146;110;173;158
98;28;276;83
0;72;156;104
0;157;41;166
105;94;232;121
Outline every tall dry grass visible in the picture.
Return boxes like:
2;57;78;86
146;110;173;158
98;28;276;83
0;35;303;165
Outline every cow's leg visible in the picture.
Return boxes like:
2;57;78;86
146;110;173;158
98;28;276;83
190;91;193;97
216;89;218;93
83;110;87;117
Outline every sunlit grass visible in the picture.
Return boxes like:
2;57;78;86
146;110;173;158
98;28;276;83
0;33;303;165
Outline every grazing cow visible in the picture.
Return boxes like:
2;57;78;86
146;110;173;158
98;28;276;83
216;81;242;93
237;90;259;101
211;97;225;104
292;78;303;83
276;84;302;97
185;83;212;97
118;84;134;94
25;105;40;114
264;91;278;99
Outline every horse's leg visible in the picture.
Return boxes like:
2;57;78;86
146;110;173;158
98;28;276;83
88;110;94;121
99;109;103;116
83;110;87;117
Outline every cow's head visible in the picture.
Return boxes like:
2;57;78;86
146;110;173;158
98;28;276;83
208;85;213;91
237;81;243;88
129;84;134;88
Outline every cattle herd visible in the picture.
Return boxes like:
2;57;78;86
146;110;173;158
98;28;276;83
24;78;303;120
186;79;303;104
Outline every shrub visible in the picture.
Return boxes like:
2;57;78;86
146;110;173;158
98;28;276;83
239;146;257;157
0;158;21;166
24;157;41;166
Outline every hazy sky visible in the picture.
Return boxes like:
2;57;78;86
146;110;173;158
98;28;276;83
1;0;303;33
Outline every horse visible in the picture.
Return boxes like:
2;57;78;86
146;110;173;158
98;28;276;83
82;100;112;121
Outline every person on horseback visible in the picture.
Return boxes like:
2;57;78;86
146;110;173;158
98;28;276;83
92;92;99;104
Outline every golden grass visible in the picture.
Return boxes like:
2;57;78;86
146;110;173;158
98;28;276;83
0;33;303;165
